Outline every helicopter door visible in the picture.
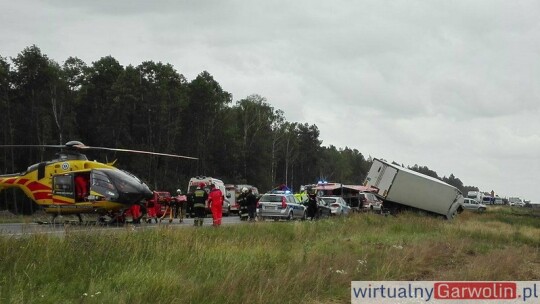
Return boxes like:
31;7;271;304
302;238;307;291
74;173;90;202
52;174;75;198
90;170;119;200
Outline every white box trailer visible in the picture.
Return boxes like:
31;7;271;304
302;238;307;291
363;159;464;219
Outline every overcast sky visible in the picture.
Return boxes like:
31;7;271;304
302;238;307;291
2;0;539;202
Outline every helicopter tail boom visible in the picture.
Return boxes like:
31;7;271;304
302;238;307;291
0;175;52;204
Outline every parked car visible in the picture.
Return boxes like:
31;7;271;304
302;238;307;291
508;197;523;207
257;191;306;221
515;201;525;207
319;196;351;216
359;192;383;212
462;198;487;212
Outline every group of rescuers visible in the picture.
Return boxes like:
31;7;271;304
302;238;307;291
148;184;321;226
166;183;258;227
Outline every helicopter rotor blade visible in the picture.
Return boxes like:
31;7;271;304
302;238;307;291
81;146;199;160
0;144;66;149
0;142;198;160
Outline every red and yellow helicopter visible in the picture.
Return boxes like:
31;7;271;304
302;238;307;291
0;141;197;222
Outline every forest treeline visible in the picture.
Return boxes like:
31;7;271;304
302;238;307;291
0;45;476;213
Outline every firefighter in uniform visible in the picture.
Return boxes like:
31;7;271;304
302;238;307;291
208;184;224;226
238;187;249;221
193;183;208;226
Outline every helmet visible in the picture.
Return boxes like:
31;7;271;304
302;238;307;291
177;189;182;194
242;187;248;193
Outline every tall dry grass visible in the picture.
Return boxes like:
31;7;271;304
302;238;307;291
0;208;538;303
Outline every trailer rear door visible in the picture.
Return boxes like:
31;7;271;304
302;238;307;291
364;159;398;198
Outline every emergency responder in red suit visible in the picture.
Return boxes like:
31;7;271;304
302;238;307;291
193;183;208;226
74;175;88;201
146;192;159;223
208;184;224;226
128;204;142;224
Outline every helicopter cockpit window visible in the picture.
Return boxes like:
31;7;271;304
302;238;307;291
53;175;74;197
90;170;119;199
106;169;144;193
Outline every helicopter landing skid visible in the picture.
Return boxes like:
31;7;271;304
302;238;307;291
34;213;100;225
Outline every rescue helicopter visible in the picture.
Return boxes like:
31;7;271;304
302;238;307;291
0;141;197;223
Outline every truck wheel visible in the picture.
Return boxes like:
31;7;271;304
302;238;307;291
447;210;458;220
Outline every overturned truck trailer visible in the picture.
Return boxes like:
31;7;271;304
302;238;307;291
364;159;463;219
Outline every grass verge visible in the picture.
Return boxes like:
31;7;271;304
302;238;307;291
0;208;538;303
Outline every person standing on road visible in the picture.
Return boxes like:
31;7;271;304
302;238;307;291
146;195;159;223
237;187;249;221
306;192;319;220
175;189;187;223
246;188;258;221
171;189;179;218
186;191;195;218
208;184;224;227
193;183;208;226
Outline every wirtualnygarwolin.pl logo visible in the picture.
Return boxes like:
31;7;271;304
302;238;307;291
351;281;539;303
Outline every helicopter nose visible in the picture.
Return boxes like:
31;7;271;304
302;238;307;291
142;185;153;199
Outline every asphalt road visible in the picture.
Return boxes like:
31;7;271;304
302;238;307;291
0;215;245;237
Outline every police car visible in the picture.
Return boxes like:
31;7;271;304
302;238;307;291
257;190;306;221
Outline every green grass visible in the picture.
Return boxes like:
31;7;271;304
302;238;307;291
0;208;539;303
